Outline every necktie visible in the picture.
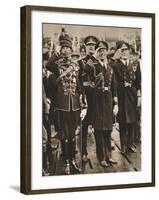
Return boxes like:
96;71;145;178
125;61;128;67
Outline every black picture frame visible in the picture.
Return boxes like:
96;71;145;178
20;5;155;194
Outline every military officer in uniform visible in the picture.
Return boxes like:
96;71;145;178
47;33;87;175
85;41;118;167
78;35;99;162
112;41;141;154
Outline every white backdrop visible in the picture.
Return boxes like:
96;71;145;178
0;0;158;199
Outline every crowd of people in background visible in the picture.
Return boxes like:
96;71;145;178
42;27;141;175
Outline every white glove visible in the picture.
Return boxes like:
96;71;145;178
137;97;141;107
46;98;51;105
113;105;119;116
113;49;121;60
80;109;87;120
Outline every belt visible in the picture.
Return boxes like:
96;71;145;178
97;86;110;91
124;81;132;87
83;81;95;87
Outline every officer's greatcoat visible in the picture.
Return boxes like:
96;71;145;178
112;59;141;124
89;62;117;130
78;55;98;125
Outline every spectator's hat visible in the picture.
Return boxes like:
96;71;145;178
130;46;139;56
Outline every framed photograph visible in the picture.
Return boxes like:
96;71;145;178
20;5;155;194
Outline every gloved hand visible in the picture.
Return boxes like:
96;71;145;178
80;94;88;109
113;104;119;116
80;109;87;120
137;97;141;107
113;49;121;60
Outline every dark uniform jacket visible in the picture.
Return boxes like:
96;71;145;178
78;55;98;124
47;56;84;112
87;61;117;130
112;59;141;123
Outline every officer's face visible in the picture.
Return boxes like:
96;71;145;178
85;43;96;55
120;48;129;60
61;46;72;57
97;48;108;61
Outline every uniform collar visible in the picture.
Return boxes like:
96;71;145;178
120;59;129;66
99;59;108;69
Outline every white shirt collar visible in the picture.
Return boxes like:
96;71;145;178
99;59;108;69
120;59;129;66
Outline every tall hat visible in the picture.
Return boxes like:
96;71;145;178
84;35;98;45
95;41;109;52
59;33;73;50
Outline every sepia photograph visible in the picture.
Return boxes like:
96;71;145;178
20;6;155;194
42;24;142;176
